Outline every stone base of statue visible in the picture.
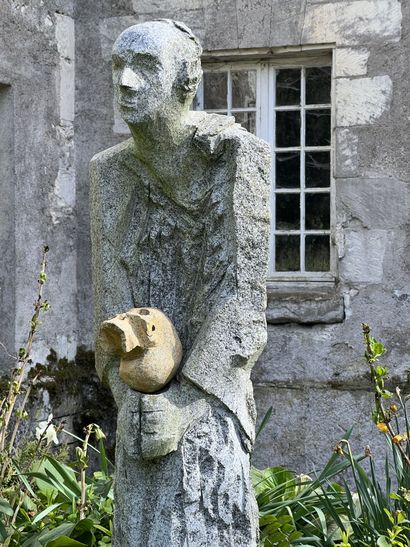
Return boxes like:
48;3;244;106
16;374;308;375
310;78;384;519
90;19;270;547
114;382;258;546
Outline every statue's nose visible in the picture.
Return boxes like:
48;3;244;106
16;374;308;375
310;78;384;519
119;66;141;90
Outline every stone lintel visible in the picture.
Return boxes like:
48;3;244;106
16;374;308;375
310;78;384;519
266;284;345;324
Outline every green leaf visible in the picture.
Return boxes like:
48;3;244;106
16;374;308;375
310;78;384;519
32;502;64;524
13;460;39;499
46;537;87;547
370;337;386;358
0;519;7;541
0;498;14;516
44;456;81;497
37;522;76;544
92;524;112;536
256;406;273;441
377;537;390;547
72;518;94;533
375;365;388;378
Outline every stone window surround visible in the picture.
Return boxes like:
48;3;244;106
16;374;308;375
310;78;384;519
201;45;344;325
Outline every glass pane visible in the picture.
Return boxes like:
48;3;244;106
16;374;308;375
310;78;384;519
276;235;300;271
306;66;331;105
276;193;300;230
276;69;301;106
305;109;331;146
276;111;300;147
276;152;300;188
234;111;256;134
305;235;330;271
305;193;330;230
232;70;256;108
203;72;227;109
306;151;330;188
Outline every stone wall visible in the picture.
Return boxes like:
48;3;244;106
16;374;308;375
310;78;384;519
1;0;409;472
0;0;77;368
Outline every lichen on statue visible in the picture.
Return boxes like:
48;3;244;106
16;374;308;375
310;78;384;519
90;18;271;547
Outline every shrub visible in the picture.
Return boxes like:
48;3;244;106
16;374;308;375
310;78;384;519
252;325;410;546
0;248;113;546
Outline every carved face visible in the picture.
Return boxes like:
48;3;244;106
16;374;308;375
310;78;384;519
112;23;184;126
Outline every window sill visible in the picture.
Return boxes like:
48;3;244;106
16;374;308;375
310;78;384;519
266;281;345;325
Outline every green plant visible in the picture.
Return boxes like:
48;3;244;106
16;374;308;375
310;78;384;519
1;424;113;546
253;325;410;546
252;429;369;546
0;248;114;546
315;326;410;546
0;246;50;485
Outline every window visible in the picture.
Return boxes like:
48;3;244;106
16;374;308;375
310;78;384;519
194;56;334;281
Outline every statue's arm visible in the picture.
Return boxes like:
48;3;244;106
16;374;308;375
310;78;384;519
89;149;136;385
180;132;271;441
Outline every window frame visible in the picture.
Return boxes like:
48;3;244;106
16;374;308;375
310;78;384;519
195;51;336;283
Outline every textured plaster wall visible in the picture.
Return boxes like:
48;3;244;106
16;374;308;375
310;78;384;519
1;0;409;472
0;0;77;372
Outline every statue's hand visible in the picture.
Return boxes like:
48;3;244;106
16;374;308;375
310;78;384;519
140;380;209;460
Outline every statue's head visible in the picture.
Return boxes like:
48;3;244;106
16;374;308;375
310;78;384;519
112;20;202;126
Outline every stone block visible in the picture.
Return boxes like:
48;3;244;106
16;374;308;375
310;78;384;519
56;14;75;123
253;385;388;474
55;14;75;60
266;286;344;325
254;322;338;385
339;229;389;284
336;178;410;230
334;128;359;178
133;0;205;11
203;0;238;50
335;76;393;126
334;47;369;77
236;0;272;48
302;0;402;46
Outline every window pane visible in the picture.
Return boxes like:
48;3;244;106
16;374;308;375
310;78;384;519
306;67;331;105
234;111;256;134
276;69;301;106
276;111;300;147
203;72;227;109
276;152;300;188
305;235;330;271
276;193;300;230
232;70;256;108
306;151;330;188
305;109;331;146
276;235;300;271
305;193;330;230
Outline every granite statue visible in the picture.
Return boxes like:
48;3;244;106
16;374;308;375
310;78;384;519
90;19;271;546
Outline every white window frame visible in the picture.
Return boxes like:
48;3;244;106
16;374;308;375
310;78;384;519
195;52;336;283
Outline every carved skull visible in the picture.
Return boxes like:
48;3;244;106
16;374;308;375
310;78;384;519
99;308;183;393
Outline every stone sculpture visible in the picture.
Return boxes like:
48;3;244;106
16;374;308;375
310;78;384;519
99;307;183;393
90;19;271;547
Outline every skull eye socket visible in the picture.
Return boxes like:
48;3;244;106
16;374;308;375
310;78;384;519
152;325;156;331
